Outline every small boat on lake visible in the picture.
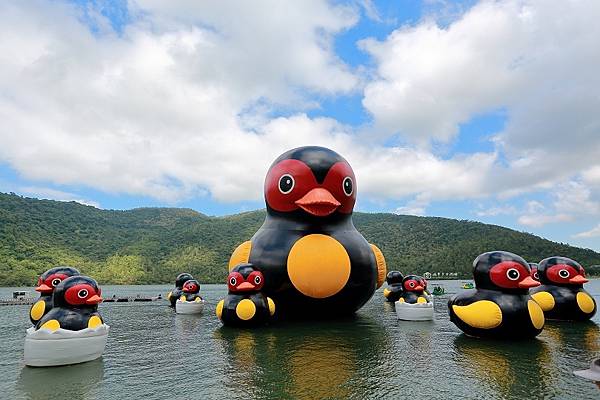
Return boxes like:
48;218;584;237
432;285;445;296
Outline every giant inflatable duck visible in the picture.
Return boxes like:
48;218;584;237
397;275;429;304
216;263;275;327
167;272;194;308
383;271;404;303
448;251;544;339
228;146;387;317
36;276;104;331
529;256;596;321
29;266;80;325
175;279;205;315
25;275;109;367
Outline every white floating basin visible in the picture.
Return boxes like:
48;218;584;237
395;301;434;321
24;324;109;367
176;299;205;314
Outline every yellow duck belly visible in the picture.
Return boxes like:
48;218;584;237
286;234;351;299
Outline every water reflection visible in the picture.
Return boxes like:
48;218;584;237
543;321;600;354
215;315;389;400
17;359;105;400
453;336;554;399
173;312;202;347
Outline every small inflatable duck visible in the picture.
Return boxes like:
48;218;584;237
529;256;596;321
383;271;404;302
529;263;540;281
398;275;429;304
178;279;203;303
167;272;194;307
30;266;80;325
216;264;275;327
228;146;387;317
36;276;104;331
448;251;544;339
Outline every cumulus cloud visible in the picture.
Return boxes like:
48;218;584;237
361;0;600;196
0;0;502;206
574;224;600;239
19;186;101;208
518;213;573;228
475;205;517;217
0;0;599;237
517;181;600;228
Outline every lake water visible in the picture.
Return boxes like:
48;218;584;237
1;280;600;399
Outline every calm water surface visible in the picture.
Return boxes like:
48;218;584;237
1;280;600;399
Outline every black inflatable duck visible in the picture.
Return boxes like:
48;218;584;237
216;263;275;327
398;275;429;304
228;146;387;317
178;279;203;303
383;271;404;302
448;251;544;339
36;276;104;331
529;263;540;281
29;266;80;325
529;257;596;321
167;272;194;307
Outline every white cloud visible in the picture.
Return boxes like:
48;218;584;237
0;1;359;202
0;0;599;232
19;186;101;208
582;166;600;187
394;195;430;216
0;0;502;207
552;181;600;216
516;180;600;228
574;224;600;239
360;0;600;195
518;213;572;228
475;205;517;217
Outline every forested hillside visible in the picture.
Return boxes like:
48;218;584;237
1;192;599;286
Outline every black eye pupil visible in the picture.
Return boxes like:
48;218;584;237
78;290;87;298
230;278;236;285
255;276;261;284
52;279;61;286
343;177;353;195
279;175;294;194
507;269;519;280
559;270;569;278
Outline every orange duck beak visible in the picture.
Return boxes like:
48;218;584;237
86;295;103;304
235;282;255;291
519;276;540;288
295;188;340;217
35;284;52;293
570;275;589;284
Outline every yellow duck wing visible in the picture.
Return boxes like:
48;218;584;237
530;291;555;312
370;244;387;289
229;241;252;270
452;300;503;329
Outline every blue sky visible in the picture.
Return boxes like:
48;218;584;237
1;0;599;251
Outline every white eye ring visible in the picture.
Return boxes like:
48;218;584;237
254;276;261;284
559;269;570;278
51;278;62;287
342;176;353;196
229;277;237;286
278;174;295;194
533;272;539;280
409;282;415;288
506;268;520;281
77;289;88;299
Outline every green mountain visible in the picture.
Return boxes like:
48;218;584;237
1;192;599;286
